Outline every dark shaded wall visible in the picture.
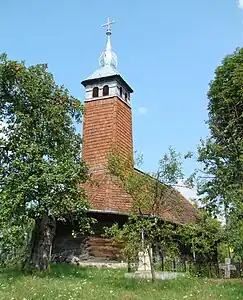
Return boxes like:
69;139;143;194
52;212;128;262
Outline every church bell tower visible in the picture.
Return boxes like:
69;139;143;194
81;18;133;173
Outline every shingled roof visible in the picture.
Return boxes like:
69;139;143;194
83;169;198;224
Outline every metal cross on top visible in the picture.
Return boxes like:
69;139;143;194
102;17;115;32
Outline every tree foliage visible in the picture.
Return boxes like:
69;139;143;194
197;48;243;257
178;210;223;260
0;54;90;270
107;148;198;280
108;147;184;214
107;148;224;279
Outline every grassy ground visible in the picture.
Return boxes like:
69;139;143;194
0;264;242;300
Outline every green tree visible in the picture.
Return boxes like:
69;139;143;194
0;54;90;270
197;48;243;257
178;209;224;277
107;147;191;281
108;147;185;215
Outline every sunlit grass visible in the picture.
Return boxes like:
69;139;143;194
0;264;242;300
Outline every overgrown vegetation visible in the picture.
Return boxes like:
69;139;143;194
106;149;224;280
106;148;187;280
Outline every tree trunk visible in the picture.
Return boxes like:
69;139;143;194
23;214;56;271
157;244;164;271
127;257;132;273
147;248;156;282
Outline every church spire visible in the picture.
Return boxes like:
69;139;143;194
81;17;133;95
99;17;118;69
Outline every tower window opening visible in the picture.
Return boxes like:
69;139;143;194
125;92;128;101
103;85;109;96
92;87;99;98
119;87;123;97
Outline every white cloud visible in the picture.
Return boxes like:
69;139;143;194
175;180;198;203
238;0;243;9
137;106;148;116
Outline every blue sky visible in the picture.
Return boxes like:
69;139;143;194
1;0;242;180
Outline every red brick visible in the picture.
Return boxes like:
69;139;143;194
82;97;133;171
81;95;198;224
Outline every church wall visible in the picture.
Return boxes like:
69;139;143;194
115;99;133;158
82;98;116;171
52;212;128;263
82;96;133;171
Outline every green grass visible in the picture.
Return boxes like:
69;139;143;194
0;264;242;300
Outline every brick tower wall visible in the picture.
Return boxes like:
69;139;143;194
82;96;133;171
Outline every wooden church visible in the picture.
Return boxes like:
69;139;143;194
53;18;197;262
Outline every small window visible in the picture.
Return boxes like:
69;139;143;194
103;85;109;96
92;87;99;98
119;87;123;97
125;92;128;101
